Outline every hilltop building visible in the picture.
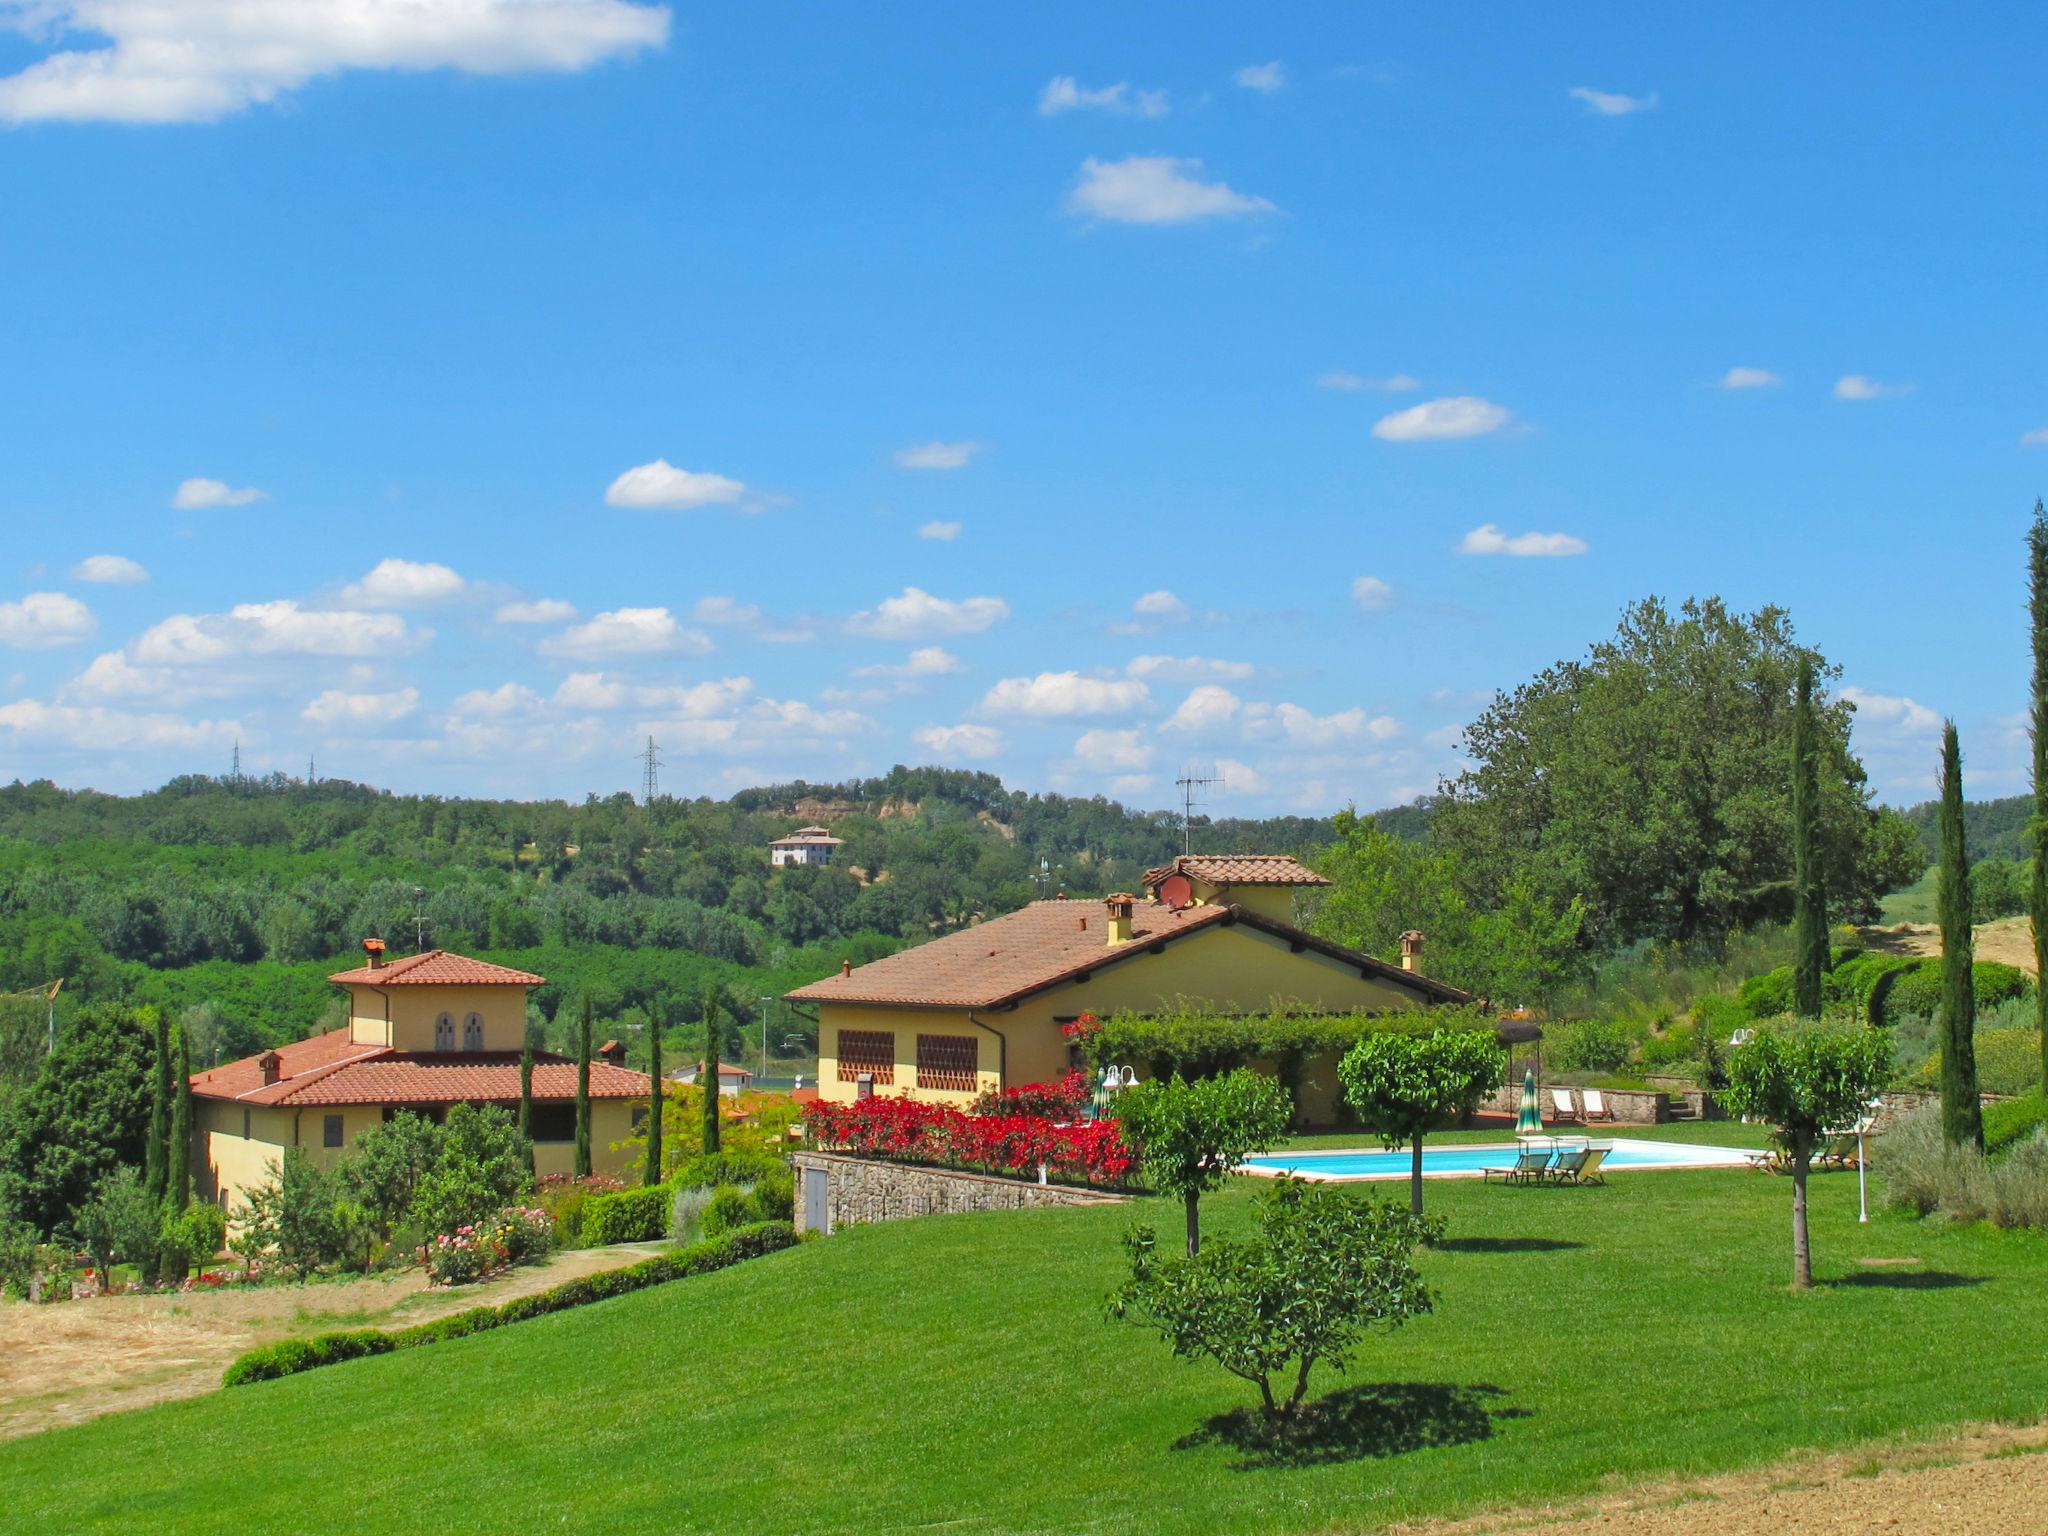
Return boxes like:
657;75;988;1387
788;854;1468;1126
770;824;842;867
189;940;650;1213
666;1059;757;1098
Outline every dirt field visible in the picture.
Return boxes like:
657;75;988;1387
1402;1423;2048;1536
1862;915;2037;974
0;1241;665;1441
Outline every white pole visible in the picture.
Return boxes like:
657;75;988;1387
1857;1124;1868;1223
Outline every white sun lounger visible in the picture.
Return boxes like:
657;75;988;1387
1549;1087;1579;1122
1579;1088;1613;1122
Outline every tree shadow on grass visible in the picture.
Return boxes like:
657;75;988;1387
1824;1269;1987;1291
1174;1382;1530;1469
1434;1236;1583;1255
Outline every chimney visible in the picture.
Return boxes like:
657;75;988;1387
362;936;386;970
598;1039;626;1067
840;959;852;977
1400;930;1425;973
1078;914;1087;932
1105;893;1135;945
258;1049;282;1087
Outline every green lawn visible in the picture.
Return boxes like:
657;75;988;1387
4;1162;2044;1535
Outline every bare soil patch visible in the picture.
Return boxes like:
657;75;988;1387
1863;915;2037;974
0;1242;665;1441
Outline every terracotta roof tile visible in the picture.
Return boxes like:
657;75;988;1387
325;949;547;987
191;1027;649;1106
1141;854;1331;890
188;1028;390;1102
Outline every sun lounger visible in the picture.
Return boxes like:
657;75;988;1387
1578;1088;1613;1122
1485;1143;1556;1184
1549;1087;1579;1122
1566;1143;1610;1185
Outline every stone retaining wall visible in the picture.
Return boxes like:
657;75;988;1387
789;1151;1127;1235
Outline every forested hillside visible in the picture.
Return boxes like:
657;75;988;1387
1899;792;2032;863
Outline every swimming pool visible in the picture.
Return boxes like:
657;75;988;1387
1242;1137;1755;1182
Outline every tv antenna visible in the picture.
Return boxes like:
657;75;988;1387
1175;767;1223;856
639;735;663;802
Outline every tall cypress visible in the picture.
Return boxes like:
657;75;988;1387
701;986;723;1156
2029;499;2048;1090
574;993;593;1177
645;1006;665;1187
143;1009;171;1205
518;1028;535;1175
1791;657;1827;1017
165;1023;192;1214
1937;721;1984;1150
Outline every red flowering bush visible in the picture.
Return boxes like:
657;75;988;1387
969;1069;1093;1120
1059;1012;1102;1040
802;1096;1133;1188
425;1206;554;1287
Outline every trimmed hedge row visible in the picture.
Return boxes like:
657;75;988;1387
1883;959;2032;1028
221;1221;796;1388
579;1151;790;1245
1985;1093;2048;1156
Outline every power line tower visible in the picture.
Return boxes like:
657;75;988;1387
230;739;241;780
1175;767;1224;856
639;735;663;803
307;753;317;785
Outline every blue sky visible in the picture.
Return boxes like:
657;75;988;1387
2;4;2044;814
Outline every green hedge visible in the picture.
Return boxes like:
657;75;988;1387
1908;1030;2045;1099
1883;960;2033;1028
1090;1005;1496;1082
222;1221;796;1388
1985;1092;2048;1156
580;1152;790;1245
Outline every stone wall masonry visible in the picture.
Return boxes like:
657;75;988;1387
789;1151;1127;1235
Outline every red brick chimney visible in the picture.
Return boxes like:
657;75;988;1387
598;1039;626;1067
362;936;386;970
258;1050;282;1087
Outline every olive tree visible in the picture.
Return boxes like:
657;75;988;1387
1337;1028;1507;1215
1114;1069;1292;1256
1719;1021;1890;1289
1109;1177;1438;1423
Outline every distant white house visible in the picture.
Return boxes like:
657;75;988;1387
666;1060;756;1098
770;824;842;867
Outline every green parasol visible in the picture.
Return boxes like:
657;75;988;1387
1515;1065;1543;1135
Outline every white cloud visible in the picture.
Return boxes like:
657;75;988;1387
917;520;962;541
170;476;265;509
1162;684;1241;734
847;586;1009;639
1569;85;1659;116
1125;655;1253;683
690;596;762;627
0;698;237;751
980;671;1149;718
1424;724;1465;751
2022;427;2048;448
0;0;670;125
1248;702;1400;747
1072;728;1151;772
1131;589;1191;623
1373;396;1513;441
451;681;543;717
913;723;1003;760
1037;75;1167;118
1459;523;1589;557
1319;370;1419;392
552;673;750;716
133;600;415;662
1842;687;1941;735
1834;374;1913;401
70;554;148;584
495;597;576;624
1213;757;1265;795
1716;367;1782;390
1065;155;1276;225
302;686;421;727
894;440;982;470
341;557;465;607
853;646;962;680
539;607;710;659
0;592;95;649
604;459;748;511
1351;576;1394;611
1234;61;1286;93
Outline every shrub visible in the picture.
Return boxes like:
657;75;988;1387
1548;1019;1636;1074
1690;992;1751;1039
1884;959;2033;1029
700;1184;755;1239
1908;1029;2044;1099
156;1202;228;1280
1737;966;1796;1020
534;1174;623;1248
408;1104;534;1239
1985;1093;2048;1155
751;1166;794;1225
800;1100;1133;1188
581;1182;674;1246
1823;952;1921;1019
669;1185;718;1243
0;1216;35;1299
1876;1105;2048;1229
671;1151;786;1190
969;1071;1092;1120
1637;1022;1698;1071
424;1206;554;1286
72;1166;160;1276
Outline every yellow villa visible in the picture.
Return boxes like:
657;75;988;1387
190;940;650;1212
788;854;1470;1126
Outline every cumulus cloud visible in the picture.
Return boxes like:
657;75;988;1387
1162;684;1241;734
171;476;265;509
70;554;148;584
133;600;415;662
980;671;1149;718
1072;728;1151;772
539;607;710;659
0;697;238;751
0;592;95;649
2022;427;2048;448
0;0;670;125
1037;74;1167;117
1125;655;1253;683
341;557;465;607
552;672;751;716
690;596;763;627
451;681;544;717
1234;61;1286;93
1372;396;1513;441
1213;757;1265;795
1351;576;1394;611
894;440;982;470
1842;687;1941;735
604;459;748;511
1834;374;1913;401
1131;590;1191;623
1319;370;1419;392
1569;85;1659;116
302;686;421;727
1065;155;1276;225
495;597;576;624
914;722;1003;760
853;646;962;680
1716;367;1782;390
917;520;962;541
1459;524;1588;557
847;586;1009;640
1247;702;1400;747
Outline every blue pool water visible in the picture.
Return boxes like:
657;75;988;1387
1243;1137;1754;1181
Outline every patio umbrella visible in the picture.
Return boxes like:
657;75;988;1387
1515;1065;1542;1135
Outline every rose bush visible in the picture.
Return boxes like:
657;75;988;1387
801;1096;1133;1187
424;1206;555;1287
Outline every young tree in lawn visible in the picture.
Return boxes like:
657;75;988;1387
518;1027;535;1177
1114;1069;1292;1256
700;987;723;1157
143;1008;171;1207
645;1003;665;1186
1791;657;1827;1018
574;993;593;1178
2028;499;2048;1091
1719;1022;1889;1288
1936;721;1984;1151
1337;1028;1507;1216
1109;1176;1438;1423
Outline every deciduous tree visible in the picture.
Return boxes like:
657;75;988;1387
1113;1069;1292;1256
1336;1028;1506;1215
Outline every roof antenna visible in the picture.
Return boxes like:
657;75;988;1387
1175;766;1223;856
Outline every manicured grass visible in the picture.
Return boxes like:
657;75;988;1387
1279;1119;1777;1152
3;1166;2044;1534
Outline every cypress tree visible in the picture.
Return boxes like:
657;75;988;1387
1937;721;1984;1150
518;1028;535;1175
144;1009;171;1205
645;1006;665;1187
1790;656;1828;1017
2029;499;2048;1091
574;993;593;1177
701;986;722;1156
165;1023;192;1214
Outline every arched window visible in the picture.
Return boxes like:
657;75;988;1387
463;1013;484;1052
434;1012;454;1051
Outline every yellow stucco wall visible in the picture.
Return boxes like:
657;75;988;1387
344;983;529;1052
815;918;1436;1113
